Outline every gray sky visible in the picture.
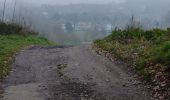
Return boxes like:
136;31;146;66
23;0;126;5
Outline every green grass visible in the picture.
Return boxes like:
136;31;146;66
94;28;170;80
0;34;54;79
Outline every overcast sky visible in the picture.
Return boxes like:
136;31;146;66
22;0;126;5
2;0;169;6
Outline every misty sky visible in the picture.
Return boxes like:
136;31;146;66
23;0;126;5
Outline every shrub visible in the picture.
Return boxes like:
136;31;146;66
154;41;170;71
0;22;22;35
142;30;156;40
107;28;170;42
0;22;37;35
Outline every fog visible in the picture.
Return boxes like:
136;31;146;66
22;0;124;5
1;0;170;44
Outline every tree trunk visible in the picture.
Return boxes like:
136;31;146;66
2;0;7;22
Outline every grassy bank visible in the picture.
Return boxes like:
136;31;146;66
0;35;54;79
94;28;170;99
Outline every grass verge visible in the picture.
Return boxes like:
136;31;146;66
0;34;54;79
94;28;170;99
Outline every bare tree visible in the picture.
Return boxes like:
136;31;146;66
165;11;170;27
12;0;17;22
2;0;7;22
126;16;141;30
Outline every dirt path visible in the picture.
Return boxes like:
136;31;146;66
1;45;150;100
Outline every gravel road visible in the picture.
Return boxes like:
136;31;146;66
1;45;150;100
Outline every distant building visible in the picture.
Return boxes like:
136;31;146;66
42;12;48;17
105;24;112;34
75;22;92;31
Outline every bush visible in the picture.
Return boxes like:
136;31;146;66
0;22;37;35
0;22;22;35
108;28;145;42
107;28;170;42
154;41;170;71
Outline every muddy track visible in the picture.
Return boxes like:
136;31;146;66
1;45;150;100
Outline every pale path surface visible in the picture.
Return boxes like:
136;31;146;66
1;45;150;100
